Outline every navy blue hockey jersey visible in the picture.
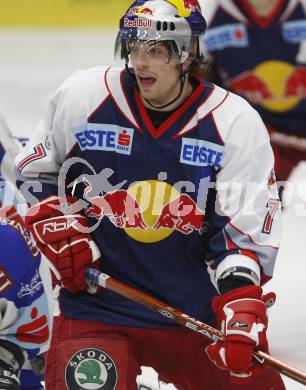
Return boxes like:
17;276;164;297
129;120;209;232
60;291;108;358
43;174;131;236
201;0;306;135
15;66;281;328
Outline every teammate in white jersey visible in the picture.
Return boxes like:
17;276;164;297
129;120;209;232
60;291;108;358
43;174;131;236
15;1;284;389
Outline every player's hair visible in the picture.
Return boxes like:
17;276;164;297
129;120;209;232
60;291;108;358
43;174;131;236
189;57;209;79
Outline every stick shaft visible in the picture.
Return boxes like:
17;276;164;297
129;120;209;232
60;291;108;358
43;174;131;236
86;268;306;386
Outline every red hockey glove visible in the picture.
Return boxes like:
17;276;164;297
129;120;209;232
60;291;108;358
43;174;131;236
25;196;101;293
206;285;275;384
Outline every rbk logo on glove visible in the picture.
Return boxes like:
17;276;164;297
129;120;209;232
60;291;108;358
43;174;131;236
33;215;90;244
26;196;101;293
206;285;276;384
41;218;80;235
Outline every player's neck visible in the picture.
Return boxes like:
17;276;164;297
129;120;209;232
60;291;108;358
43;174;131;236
141;79;193;112
244;0;279;17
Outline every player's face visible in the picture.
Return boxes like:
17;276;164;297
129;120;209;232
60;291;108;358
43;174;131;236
130;41;183;106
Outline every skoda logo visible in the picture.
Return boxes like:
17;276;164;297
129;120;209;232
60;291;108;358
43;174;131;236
65;348;118;389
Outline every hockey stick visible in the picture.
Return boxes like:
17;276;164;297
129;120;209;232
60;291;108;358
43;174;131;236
85;268;306;386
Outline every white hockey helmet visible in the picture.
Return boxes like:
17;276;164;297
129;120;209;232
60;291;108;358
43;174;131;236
115;0;207;65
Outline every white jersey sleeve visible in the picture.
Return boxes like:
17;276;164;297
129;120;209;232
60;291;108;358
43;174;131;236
15;66;110;202
0;113;22;185
200;0;219;26
207;86;281;289
0;113;27;215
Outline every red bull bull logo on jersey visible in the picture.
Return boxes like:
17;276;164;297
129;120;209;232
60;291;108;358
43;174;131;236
152;193;204;235
84;180;206;243
228;60;306;111
85;190;148;229
228;72;274;103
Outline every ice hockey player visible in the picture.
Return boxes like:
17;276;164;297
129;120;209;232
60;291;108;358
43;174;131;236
16;0;285;389
0;114;53;389
200;0;306;185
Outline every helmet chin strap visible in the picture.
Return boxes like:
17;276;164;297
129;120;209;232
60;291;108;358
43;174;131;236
144;65;187;110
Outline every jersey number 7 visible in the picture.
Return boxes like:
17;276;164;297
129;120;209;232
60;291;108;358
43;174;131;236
262;199;280;234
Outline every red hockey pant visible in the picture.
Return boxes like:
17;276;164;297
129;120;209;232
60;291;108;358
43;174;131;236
45;316;285;390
